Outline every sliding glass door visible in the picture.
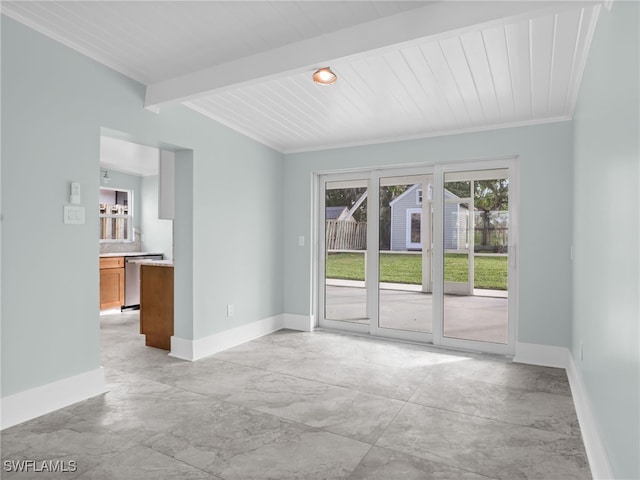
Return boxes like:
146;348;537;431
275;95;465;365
317;160;517;355
440;169;513;350
376;174;433;337
319;175;370;333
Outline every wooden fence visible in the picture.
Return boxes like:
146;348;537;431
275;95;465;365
326;220;366;250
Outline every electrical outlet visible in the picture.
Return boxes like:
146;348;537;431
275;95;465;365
298;235;305;247
227;304;234;317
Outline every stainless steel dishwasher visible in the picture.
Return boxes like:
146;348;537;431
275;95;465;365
123;255;163;309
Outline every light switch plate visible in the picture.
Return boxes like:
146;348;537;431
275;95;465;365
64;205;85;224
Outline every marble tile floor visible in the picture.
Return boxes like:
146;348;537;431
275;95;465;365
1;311;591;479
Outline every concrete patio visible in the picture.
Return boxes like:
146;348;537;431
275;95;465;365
325;281;508;344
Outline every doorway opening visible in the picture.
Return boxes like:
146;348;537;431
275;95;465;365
97;130;191;361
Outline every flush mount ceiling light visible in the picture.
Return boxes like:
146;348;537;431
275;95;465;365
312;67;337;85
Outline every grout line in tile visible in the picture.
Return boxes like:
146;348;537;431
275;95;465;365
364;444;502;480
95;319;587;479
401;397;580;439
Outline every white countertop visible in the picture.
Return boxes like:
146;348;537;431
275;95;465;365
130;259;174;267
99;252;163;258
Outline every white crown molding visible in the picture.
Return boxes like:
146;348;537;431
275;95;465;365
1;368;107;430
183;104;572;156
283;117;573;155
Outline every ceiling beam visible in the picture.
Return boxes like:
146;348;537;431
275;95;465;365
144;0;601;109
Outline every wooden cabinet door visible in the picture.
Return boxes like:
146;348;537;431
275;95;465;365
100;256;124;269
100;267;125;309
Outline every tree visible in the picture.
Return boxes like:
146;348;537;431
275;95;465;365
445;179;509;249
325;187;367;221
474;180;509;248
444;181;471;199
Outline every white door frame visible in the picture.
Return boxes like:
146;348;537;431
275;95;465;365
314;157;518;356
434;159;518;355
317;171;370;335
370;168;434;343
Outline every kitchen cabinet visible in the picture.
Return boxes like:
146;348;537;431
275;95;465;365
140;263;173;350
99;256;125;310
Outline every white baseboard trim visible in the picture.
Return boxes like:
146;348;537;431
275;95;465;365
513;341;569;368
514;342;613;479
566;354;614;480
283;313;314;332
170;314;285;361
1;367;107;430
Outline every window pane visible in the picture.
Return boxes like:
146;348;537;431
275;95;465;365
443;172;509;345
379;177;433;334
99;188;133;242
444;253;469;283
410;213;421;243
473;178;509;253
324;185;368;323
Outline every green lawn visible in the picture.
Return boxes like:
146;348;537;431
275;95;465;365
326;252;507;290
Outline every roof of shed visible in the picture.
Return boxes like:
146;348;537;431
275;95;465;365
326;206;349;220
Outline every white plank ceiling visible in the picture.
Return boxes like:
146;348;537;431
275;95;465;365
2;1;603;153
100;136;159;177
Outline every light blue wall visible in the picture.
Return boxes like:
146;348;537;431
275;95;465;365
174;151;194;340
572;3;640;479
140;175;173;260
4;12;636;478
284;122;575;347
1;16;284;397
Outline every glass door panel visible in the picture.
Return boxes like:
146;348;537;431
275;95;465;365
443;179;472;296
317;162;515;354
378;175;433;333
323;180;369;324
443;171;509;345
